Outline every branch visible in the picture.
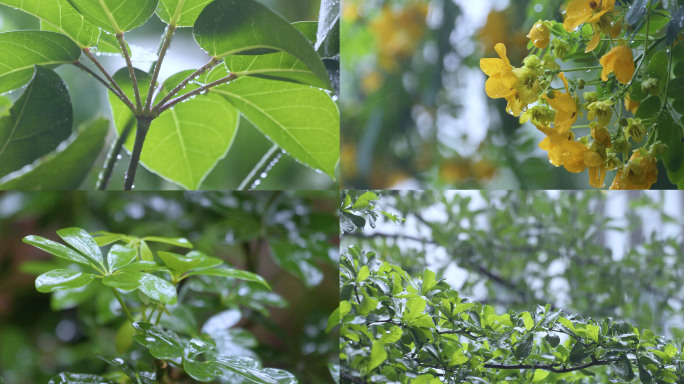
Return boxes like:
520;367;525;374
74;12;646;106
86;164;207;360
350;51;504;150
82;48;136;112
117;32;142;112
482;357;617;374
157;73;238;114
153;57;220;112
237;144;282;190
123;117;152;190
144;24;177;114
340;371;366;384
96;117;135;190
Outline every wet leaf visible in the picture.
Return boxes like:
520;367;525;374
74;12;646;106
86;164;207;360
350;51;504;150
23;235;92;266
214;357;298;384
48;373;115;384
57;227;104;266
183;359;222;382
156;0;213;27
666;6;684;45
0;118;108;189
132;321;184;360
193;0;331;89
184;267;271;289
0;67;72;178
35;269;95;292
157;251;202;277
211;77;339;179
107;245;137;272
141;236;192;248
67;0;158;33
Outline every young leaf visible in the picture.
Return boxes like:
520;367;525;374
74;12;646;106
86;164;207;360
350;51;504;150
48;373;115;384
0;0;100;47
67;0;158;33
141;236;192;248
211;77;339;179
0;67;72;178
183;360;222;382
102;271;142;291
185;250;223;269
214;356;298;384
184;267;271;290
35;269;95;292
138;272;177;304
157;251;202;277
156;0;213;27
193;0;332;90
0;31;81;94
140;240;154;262
107;245;137;272
367;341;387;372
57;227;104;266
0;117;108;189
23;236;92;266
325;305;340;333
132;322;184;360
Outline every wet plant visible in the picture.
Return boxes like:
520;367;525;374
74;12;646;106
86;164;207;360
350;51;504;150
0;0;340;190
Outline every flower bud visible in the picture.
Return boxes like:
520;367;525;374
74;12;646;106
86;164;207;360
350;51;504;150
583;91;598;103
642;78;660;95
624;118;646;142
527;21;550;49
612;132;630;153
650;141;668;157
551;39;570;59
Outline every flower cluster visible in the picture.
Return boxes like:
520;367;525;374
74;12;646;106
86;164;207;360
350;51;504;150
481;0;670;189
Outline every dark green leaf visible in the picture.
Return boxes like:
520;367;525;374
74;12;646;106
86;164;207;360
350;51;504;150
67;0;158;33
57;227;104;266
0;118;108;189
132;321;184;360
107;245;137;272
0;31;81;94
611;354;635;381
214;356;298;384
35;269;95;292
184;267;271;290
183;359;222;382
193;0;331;90
625;0;650;27
315;0;340;57
666;6;684;45
48;373;115;384
0;67;72;178
545;332;560;348
513;333;533;361
212;77;339;179
23;235;91;266
635;96;661;120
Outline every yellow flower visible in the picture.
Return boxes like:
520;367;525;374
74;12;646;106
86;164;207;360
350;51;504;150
370;3;428;72
584;150;606;188
625;93;640;114
537;125;590;173
610;151;658;189
544;72;578;133
527;21;550;49
600;45;635;84
563;0;615;32
480;43;518;99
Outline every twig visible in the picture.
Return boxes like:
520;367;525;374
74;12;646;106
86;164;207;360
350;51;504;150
96;118;135;190
153;57;220;112
144;24;177;114
157;73;237;113
117;32;142;112
82;48;136;112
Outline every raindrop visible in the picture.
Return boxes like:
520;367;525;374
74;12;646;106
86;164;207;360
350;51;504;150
260;172;267;178
117;154;122;160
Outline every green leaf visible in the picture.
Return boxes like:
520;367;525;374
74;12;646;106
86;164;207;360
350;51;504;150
421;269;437;295
0;0;100;47
521;312;534;331
350;191;378;210
156;0;213;27
635;96;661;120
0;117;108;189
448;349;468;366
378;325;402;344
214;356;298;384
325;305;340;333
183;359;222;382
212;77;339;179
545;332;560;348
185;250;223;269
186;336;216;358
67;0;158;33
513;333;533;361
141;236;192;248
367;341;387;372
357;265;370;282
36;269;95;292
107;245;137;272
184;267;271;290
132;321;184;360
625;0;649;26
49;373;115;384
102;271;142;291
157;251;202;276
138;272;177;304
0;31;81;94
315;0;339;57
57;227;104;266
224;21;330;89
532;369;550;382
0;67;72;178
585;324;600;343
193;0;331;90
140;240;154;262
666;6;684;45
23;235;92;266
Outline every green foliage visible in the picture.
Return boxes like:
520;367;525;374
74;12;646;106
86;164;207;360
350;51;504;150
340;191;404;232
339;246;684;383
0;0;339;189
24;226;297;383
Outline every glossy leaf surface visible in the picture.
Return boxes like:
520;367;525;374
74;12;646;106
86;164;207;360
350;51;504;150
107;245;137;272
0;67;72;178
67;0;158;33
0;117;108;189
0;0;100;47
48;373;115;384
212;77;339;179
156;0;213;27
132;322;184;360
185;267;271;289
35;269;95;292
57;227;104;266
193;0;331;89
23;235;92;266
214;357;298;384
183;360;222;382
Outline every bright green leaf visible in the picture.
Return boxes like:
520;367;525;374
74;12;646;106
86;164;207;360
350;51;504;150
193;0;331;89
138;272;177;304
357;265;370;282
0;0;100;47
156;0;213;27
0;67;72;178
532;369;550;382
0;117;108;189
67;0;158;33
157;251;201;276
325;305;340;333
183;359;222;382
367;341;387;372
57;227;104;266
378;325;402;344
102;271;143;291
586;324;600;343
107;245;137;272
184;267;270;290
35;269;95;292
211;77;339;179
350;191;378;210
141;236;193;248
23;235;91;266
421;269;437;295
449;349;468;366
521;311;534;331
140;240;154;262
214;356;298;384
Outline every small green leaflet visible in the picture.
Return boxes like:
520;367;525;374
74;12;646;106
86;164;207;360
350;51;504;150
367;341;387;372
35;269;95;292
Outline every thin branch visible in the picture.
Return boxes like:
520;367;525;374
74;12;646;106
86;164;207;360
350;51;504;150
340;371;365;384
482;357;617;374
73;61;124;100
96;117;135;190
153;57;219;112
117;32;142;112
144;24;177;114
82;48;136;112
124;117;152;190
237;144;282;190
157;73;237;113
112;289;135;322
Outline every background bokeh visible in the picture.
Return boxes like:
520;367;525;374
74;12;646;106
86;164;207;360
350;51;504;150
341;0;677;189
0;0;335;190
0;191;339;383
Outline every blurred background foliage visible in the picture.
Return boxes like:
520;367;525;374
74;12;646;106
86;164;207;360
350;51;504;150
341;0;678;189
341;190;684;340
0;0;335;190
0;191;339;383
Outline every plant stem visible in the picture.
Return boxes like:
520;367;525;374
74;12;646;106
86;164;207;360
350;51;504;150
238;145;282;190
157;73;238;113
82;48;136;112
117;32;143;112
124;117;152;190
73;61;126;102
154;304;165;325
153;57;219;112
144;24;177;115
97;118;135;190
560;66;603;72
112;289;135;322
